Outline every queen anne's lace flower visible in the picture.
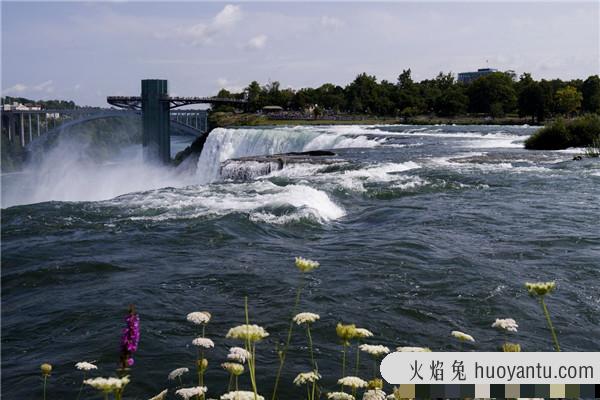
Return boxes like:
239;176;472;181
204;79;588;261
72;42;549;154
168;367;189;380
451;331;475;342
75;361;98;371
293;312;320;325
227;347;251;363
396;346;431;352
293;371;321;386
363;389;386;400
295;257;319;272
338;376;368;389
187;311;211;325
192;337;215;348
492;318;519;332
354;328;373;338
222;362;244;376
327;392;355;400
176;387;207;400
220;391;265;400
525;281;556;296
84;376;130;392
359;344;390;357
336;323;357;342
226;324;269;342
148;389;168;400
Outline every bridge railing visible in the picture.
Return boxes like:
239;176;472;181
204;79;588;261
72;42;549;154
1;108;208;147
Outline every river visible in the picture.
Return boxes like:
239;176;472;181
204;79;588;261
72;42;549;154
2;124;599;398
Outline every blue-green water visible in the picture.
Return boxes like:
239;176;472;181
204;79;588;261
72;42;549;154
2;124;599;399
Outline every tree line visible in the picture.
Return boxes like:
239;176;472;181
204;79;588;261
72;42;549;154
1;96;78;110
216;71;600;123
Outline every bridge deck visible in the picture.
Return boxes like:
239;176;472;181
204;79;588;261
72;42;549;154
107;95;247;110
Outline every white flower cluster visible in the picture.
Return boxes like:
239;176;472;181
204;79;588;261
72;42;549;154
451;330;475;342
75;361;98;371
295;257;320;272
220;391;265;400
148;389;168;400
359;344;390;357
221;362;244;376
337;376;368;388
396;346;431;352
192;337;215;348
363;389;386;400
293;312;320;325
492;318;519;332
226;324;269;342
327;392;355;400
227;347;251;363
84;376;130;392
187;311;211;325
525;281;556;296
175;386;207;400
354;328;373;338
293;371;321;386
168;367;189;380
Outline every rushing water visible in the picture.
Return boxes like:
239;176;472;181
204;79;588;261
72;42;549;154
2;124;599;398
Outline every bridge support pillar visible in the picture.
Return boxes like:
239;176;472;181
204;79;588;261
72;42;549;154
141;79;170;164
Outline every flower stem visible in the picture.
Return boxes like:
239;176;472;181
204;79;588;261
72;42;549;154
43;375;47;400
306;324;317;372
540;297;561;352
271;278;304;400
341;342;347;390
245;297;259;400
76;372;86;400
354;345;360;376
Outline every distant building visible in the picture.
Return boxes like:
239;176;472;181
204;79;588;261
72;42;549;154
262;105;283;113
3;102;42;111
457;68;498;84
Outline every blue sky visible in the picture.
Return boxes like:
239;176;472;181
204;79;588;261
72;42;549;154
2;1;599;106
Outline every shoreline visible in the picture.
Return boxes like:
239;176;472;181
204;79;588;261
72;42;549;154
209;112;538;128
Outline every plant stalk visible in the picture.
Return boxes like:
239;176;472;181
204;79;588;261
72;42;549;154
540;298;561;352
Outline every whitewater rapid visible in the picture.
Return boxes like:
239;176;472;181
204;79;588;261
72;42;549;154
3;123;584;225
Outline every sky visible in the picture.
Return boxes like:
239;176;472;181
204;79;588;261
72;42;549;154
1;1;599;107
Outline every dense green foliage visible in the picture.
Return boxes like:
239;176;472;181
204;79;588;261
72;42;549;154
216;71;599;122
524;114;600;150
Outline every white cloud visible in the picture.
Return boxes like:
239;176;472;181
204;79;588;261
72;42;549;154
3;80;54;95
33;80;54;92
213;4;242;29
320;16;343;30
216;78;244;93
246;34;267;50
2;83;27;95
174;4;242;46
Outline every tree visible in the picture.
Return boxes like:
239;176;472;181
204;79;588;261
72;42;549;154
581;75;600;113
245;81;262;112
554;86;583;116
345;73;380;114
466;72;517;115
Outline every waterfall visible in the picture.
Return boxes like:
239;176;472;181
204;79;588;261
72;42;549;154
195;126;382;183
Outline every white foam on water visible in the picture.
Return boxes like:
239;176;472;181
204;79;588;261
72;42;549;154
106;181;345;223
427;153;554;174
324;161;421;193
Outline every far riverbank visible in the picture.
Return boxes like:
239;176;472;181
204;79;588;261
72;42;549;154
209;112;537;128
